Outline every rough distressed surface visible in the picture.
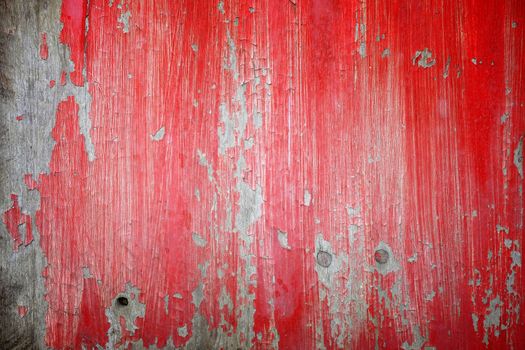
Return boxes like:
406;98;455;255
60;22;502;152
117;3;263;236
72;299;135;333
0;0;524;349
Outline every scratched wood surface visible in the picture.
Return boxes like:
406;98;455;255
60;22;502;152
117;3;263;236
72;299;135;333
0;0;524;349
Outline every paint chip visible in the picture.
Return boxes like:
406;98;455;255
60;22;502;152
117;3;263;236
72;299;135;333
150;126;165;141
500;112;510;124
514;136;523;179
277;229;291;250
117;10;132;33
358;42;366;58
218;1;225;14
178;325;188;337
412;48;436;68
82;266;93;278
18;306;28;318
443;56;451;78
496;224;509;234
424;290;436;301
303;190;312;206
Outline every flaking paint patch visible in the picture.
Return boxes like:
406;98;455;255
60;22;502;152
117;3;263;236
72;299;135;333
277;229;291;250
359;42;366;58
348;224;359;244
117;10;131;33
206;19;266;347
500;112;510;124
178;325;188;338
514;136;523;178
315;317;327;350
164;294;169;315
150;126;165;141
506;270;516;294
270;326;280;349
496;224;509;234
192;232;207;248
219;285;233;313
443;56;451;78
510;251;521;267
424;290;436;302
401;325;427;350
408;252;418;263
304;189;312;206
105;283;146;349
235;182;263;237
0;0;85;347
346;205;361;218
192;283;204;309
197;149;215;183
313;234;367;347
82;266;93;278
218;104;235;155
218;1;225;14
3;1;523;348
482;296;502;345
412;48;436;68
472;313;479;333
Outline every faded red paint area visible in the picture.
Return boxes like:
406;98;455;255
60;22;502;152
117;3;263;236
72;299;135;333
35;0;524;349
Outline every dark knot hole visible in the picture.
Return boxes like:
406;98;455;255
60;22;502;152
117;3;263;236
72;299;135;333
117;296;129;306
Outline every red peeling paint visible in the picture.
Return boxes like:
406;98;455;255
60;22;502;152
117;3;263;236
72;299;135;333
59;0;87;86
39;33;49;60
23;174;38;190
2;194;33;251
74;278;108;349
33;0;524;349
36;96;89;349
17;306;28;318
59;71;67;86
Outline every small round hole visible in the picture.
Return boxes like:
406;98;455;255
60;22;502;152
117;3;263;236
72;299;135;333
374;249;389;264
117;296;129;306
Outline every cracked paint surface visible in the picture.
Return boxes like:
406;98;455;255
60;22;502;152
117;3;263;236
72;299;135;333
0;0;524;349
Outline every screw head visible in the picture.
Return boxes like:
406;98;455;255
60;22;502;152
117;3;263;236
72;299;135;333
374;249;389;264
317;251;333;268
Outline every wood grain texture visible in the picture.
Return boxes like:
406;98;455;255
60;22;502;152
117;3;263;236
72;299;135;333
1;0;524;349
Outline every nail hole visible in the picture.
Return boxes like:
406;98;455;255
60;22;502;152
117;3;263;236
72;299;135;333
316;251;332;268
374;249;389;264
117;296;129;306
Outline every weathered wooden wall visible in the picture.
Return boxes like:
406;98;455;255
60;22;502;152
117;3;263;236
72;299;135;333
1;0;524;349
